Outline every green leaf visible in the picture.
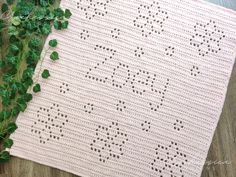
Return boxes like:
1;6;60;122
65;9;72;19
11;16;21;26
1;3;9;13
9;44;19;53
11;106;20;117
54;8;64;18
18;30;27;39
8;26;18;36
22;78;33;88
3;139;13;148
27;50;40;65
9;35;18;43
10;82;18;92
2;73;14;83
7;122;17;134
15;1;33;16
0;110;11;121
34;8;47;20
5;55;18;65
17;100;27;112
40;0;49;7
50;51;59;61
0;60;5;68
0;151;10;163
25;20;37;31
41;23;51;35
28;37;42;49
17;82;26;94
45;12;54;20
41;69;50;78
23;93;33;102
7;0;14;5
0;90;11;106
49;0;55;5
2;99;11;107
33;84;41;93
10;91;16;100
22;67;34;80
53;20;61;30
49;39;57;47
61;21;68;29
0;89;10;98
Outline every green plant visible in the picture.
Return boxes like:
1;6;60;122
0;0;71;162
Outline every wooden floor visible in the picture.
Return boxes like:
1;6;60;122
1;0;236;177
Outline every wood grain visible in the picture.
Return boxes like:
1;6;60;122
1;0;236;177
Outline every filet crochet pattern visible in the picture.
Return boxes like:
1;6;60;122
10;0;236;177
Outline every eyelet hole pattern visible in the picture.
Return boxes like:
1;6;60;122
133;1;168;37
190;20;225;56
190;65;200;76
80;29;89;40
165;46;175;57
134;46;144;57
76;0;112;20
116;100;126;112
151;141;188;176
85;45;170;111
90;122;128;163
84;103;94;114
111;28;120;39
59;82;70;94
173;119;184;131
31;103;69;144
141;120;151;132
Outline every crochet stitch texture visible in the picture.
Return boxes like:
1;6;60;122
10;0;236;176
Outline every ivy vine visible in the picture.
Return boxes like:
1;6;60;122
0;0;71;162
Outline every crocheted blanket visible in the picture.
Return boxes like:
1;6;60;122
10;0;236;176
